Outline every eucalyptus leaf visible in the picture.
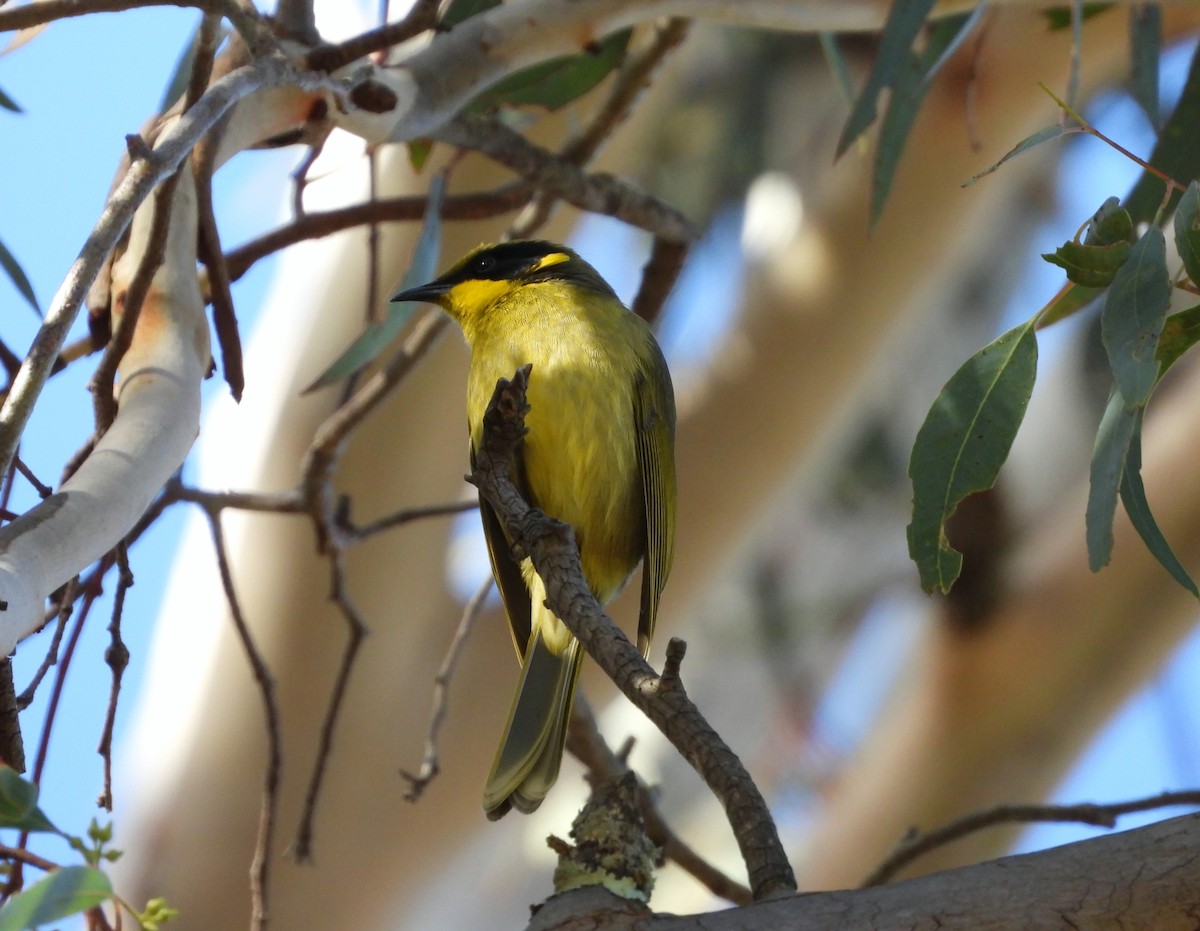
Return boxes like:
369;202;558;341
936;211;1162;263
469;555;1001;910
836;0;937;157
1129;3;1161;129
907;320;1038;593
1119;410;1198;596
870;9;983;224
1086;389;1137;571
0;767;56;834
440;0;498;29
0;236;38;316
304;175;444;393
474;29;631;112
1155;302;1200;372
1083;196;1133;246
0;86;20;113
0;867;112;931
1043;3;1115;30
1042;239;1131;287
1125;39;1200;223
964;124;1074;187
1173;180;1200;286
1101;227;1169;407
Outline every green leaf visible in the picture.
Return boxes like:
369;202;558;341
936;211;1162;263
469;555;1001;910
1086;389;1138;571
1042;239;1131;287
405;139;433;173
964;123;1076;187
1043;3;1115;30
1036;281;1103;329
1125;39;1200;224
0;237;39;317
870;10;983;224
440;0;498;29
0;767;56;834
1083;196;1133;246
836;0;937;157
1101;227;1169;407
1173;180;1200;285
1119;410;1198;595
0;87;21;114
475;29;631;112
304;175;444;393
1155;302;1200;372
907;320;1038;593
0;867;112;930
1129;3;1161;129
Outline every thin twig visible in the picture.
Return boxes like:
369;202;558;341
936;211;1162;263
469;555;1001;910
169;483;306;514
364;145;382;326
0;843;59;873
304;0;440;73
401;576;492;801
632;238;688;324
863;789;1200;887
30;575;103;784
224;183;535;282
12;455;51;499
470;368;795;900
15;576;76;710
88;153;185;435
351;499;476;541
291;547;367;861
96;546;133;812
437;114;697;244
202;508;281;931
191;14;244;400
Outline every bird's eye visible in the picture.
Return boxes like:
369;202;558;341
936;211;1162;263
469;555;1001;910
473;255;497;275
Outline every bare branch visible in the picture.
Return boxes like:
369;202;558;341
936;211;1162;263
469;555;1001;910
202;507;281;931
304;0;439;73
401;576;492;802
863;790;1200;887
437;114;697;243
224;184;535;282
292;544;367;862
89;156;184;434
95;546;133;812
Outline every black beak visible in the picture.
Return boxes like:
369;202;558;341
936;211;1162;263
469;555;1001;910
390;280;451;304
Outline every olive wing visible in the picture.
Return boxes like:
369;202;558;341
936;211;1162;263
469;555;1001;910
470;441;532;659
633;347;677;657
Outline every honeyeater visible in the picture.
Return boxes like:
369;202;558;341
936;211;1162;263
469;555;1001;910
392;240;677;819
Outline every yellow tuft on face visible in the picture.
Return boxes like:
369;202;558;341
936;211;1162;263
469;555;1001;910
446;278;515;320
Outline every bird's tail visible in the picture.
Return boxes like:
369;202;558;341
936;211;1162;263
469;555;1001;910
483;627;583;819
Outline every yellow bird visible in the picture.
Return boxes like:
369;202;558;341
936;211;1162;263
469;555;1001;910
393;240;677;818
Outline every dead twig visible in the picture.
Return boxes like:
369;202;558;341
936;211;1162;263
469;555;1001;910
863;789;1200;887
96;546;133;812
401;576;492;801
202;507;281;931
